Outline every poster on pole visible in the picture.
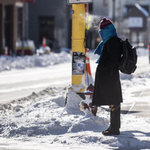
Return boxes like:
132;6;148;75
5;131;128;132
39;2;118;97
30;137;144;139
72;52;86;75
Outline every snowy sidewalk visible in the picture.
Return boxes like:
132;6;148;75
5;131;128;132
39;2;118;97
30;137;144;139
121;88;150;118
0;139;114;150
0;85;149;150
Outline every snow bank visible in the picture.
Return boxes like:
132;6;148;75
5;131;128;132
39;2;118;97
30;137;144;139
0;48;147;73
0;51;71;72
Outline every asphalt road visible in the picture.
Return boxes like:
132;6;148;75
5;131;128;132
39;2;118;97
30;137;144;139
0;59;98;104
0;62;71;104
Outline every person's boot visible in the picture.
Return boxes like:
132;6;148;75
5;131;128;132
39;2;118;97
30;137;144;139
102;126;120;135
102;106;120;136
91;106;97;116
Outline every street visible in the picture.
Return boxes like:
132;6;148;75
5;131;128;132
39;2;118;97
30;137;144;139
0;59;97;104
0;62;71;104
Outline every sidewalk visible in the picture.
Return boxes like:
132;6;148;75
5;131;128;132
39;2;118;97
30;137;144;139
121;88;150;118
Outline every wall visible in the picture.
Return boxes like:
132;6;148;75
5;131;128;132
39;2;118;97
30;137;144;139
28;0;71;50
93;0;108;17
0;0;19;55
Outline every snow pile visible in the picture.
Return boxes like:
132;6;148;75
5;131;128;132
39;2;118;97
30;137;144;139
0;78;150;149
0;48;150;149
0;87;67;136
0;51;71;72
0;48;147;73
0;50;99;73
0;88;108;137
65;89;83;114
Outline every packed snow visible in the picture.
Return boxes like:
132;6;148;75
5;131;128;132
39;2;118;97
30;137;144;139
0;48;150;149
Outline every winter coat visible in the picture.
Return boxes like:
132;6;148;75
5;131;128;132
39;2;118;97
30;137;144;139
92;36;123;106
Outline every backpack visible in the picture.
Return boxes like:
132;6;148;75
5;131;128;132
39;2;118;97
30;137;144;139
108;37;137;74
119;38;137;74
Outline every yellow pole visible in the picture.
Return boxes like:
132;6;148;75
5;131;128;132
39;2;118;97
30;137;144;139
71;4;86;92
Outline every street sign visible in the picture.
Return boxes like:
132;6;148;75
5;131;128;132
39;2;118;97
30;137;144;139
67;0;92;4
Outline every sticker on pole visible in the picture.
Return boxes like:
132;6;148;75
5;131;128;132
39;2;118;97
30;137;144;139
68;0;92;4
72;52;86;75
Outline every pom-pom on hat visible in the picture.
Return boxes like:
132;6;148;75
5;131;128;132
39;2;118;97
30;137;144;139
99;17;113;30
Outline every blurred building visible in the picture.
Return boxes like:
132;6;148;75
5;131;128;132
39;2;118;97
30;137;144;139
0;0;73;55
28;0;72;52
0;0;22;55
93;0;108;16
123;4;149;47
27;0;150;50
1;0;149;56
91;0;150;48
86;0;108;49
108;0;150;47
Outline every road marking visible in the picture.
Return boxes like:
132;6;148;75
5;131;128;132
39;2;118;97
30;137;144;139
126;89;144;115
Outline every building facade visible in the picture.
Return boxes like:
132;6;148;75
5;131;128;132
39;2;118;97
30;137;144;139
123;4;149;47
0;0;23;55
1;0;150;56
28;0;72;51
107;0;150;47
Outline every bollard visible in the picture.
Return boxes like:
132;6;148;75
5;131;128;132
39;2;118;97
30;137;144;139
42;37;46;47
5;46;8;56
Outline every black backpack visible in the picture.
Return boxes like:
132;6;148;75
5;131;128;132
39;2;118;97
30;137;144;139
108;37;137;74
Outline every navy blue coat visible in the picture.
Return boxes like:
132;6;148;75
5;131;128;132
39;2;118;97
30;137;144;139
92;37;123;106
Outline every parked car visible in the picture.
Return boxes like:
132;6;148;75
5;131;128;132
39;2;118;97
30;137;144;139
16;40;36;55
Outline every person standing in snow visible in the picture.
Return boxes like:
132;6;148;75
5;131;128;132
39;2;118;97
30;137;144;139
92;17;123;135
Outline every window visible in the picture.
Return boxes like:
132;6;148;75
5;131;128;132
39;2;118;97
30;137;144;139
39;17;54;48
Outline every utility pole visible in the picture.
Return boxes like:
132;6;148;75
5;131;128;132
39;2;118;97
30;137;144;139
22;0;25;56
71;4;86;93
67;0;92;95
112;0;115;23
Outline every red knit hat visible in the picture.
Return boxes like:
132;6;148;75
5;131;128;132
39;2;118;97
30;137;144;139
99;17;113;30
